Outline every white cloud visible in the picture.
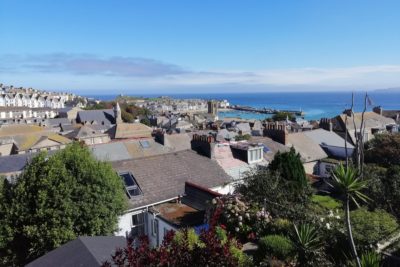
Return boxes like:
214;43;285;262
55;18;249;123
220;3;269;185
1;53;400;92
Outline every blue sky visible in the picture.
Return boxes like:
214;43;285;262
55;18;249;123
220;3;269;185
1;0;400;94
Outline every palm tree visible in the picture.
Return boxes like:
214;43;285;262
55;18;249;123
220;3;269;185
293;224;322;266
331;164;369;267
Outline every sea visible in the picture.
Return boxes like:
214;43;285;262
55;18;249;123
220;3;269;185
88;91;400;121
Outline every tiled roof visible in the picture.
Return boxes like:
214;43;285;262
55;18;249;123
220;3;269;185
90;142;133;162
76;109;115;125
123;138;172;159
111;123;152;139
66;125;107;140
163;133;191;151
112;150;231;210
303;129;354;148
26;236;126;267
336;112;396;131
0;125;45;137
0;153;31;174
287;132;328;162
250;136;290;162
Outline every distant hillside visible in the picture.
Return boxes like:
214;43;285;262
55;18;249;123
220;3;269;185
374;87;400;93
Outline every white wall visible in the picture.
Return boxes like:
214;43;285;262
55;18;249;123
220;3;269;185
303;161;318;175
148;214;177;247
211;183;235;195
115;209;147;237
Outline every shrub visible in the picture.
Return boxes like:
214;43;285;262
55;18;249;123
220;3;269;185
351;208;398;248
258;235;295;261
235;134;251;141
207;195;272;242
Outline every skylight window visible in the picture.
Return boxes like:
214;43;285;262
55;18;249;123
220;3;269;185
139;140;150;148
120;172;143;198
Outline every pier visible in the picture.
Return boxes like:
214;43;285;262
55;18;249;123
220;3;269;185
227;105;304;116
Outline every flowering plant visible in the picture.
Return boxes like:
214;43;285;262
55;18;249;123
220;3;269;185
207;194;272;241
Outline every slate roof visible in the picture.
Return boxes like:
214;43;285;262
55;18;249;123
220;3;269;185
112;150;231;210
287;132;328;162
0;151;58;175
250;136;290;162
334;112;396;131
66;125;108;140
163;133;191;151
76;109;115;125
109;122;152;139
26;236;126;267
123;138;172;158
0;153;31;174
90;142;133;162
216;129;238;141
303;129;354;148
45;118;71;127
235;123;251;134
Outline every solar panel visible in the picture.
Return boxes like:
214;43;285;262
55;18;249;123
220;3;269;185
119;172;142;198
139;140;150;148
263;145;270;153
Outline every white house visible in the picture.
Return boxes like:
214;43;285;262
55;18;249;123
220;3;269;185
111;150;232;246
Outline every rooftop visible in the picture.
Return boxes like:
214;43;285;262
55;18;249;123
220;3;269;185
112;150;231;210
26;236;126;267
152;201;204;227
287;132;328;162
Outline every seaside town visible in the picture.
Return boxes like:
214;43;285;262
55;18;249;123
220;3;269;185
3;1;400;266
1;82;400;266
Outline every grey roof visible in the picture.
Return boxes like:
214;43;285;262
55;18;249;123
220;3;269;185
216;129;238;141
0;151;58;175
76;109;115;125
163;133;191;151
26;236;126;267
235;123;251;133
0;153;31;174
66;125;107;140
61;124;75;133
90;142;133;162
250;136;290;162
303;129;354;149
287;132;328;162
46;118;71;126
112;150;231;210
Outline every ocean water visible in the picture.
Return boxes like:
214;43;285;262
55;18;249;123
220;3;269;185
89;91;400;120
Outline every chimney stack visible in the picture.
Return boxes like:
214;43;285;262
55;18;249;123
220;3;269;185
373;106;383;116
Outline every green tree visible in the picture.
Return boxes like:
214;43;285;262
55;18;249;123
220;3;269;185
269;147;307;187
0;143;126;266
365;133;400;167
331;164;369;267
236;169;312;221
121;109;134;122
272;112;295;122
364;164;400;219
237;147;311;221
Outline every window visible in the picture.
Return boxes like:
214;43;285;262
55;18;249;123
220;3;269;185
139;140;150;148
325;164;333;175
151;219;159;237
120;172;143;198
131;213;146;237
164;227;168;237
